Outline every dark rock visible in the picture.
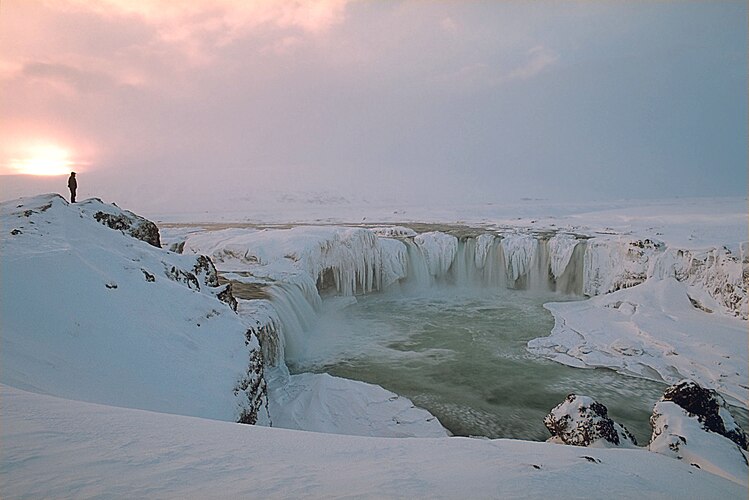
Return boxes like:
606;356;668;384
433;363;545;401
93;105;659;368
10;229;22;235
193;255;219;287
170;241;186;254
166;266;200;291
93;211;161;248
235;345;269;425
660;380;747;450
216;283;238;312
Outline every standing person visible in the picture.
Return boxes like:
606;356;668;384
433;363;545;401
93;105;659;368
68;172;77;203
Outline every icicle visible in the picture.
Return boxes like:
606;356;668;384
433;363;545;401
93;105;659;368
414;232;458;278
501;234;536;285
474;234;496;270
548;234;580;280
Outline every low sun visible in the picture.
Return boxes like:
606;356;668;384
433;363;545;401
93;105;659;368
9;144;76;176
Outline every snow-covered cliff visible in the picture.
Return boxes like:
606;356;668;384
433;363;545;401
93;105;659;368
0;194;268;424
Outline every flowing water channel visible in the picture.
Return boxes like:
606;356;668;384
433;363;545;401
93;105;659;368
285;285;676;443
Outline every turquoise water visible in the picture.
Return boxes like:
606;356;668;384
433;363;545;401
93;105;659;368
287;287;699;442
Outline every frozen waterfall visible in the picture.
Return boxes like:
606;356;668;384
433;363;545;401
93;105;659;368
181;227;587;368
180;223;746;371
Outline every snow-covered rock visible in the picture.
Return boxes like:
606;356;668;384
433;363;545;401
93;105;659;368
651;246;747;319
544;394;638;448
583;237;664;296
0;194;268;424
654;381;748;449
649;380;749;486
83;198;162;248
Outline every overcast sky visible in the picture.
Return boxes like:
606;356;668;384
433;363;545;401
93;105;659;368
1;1;746;214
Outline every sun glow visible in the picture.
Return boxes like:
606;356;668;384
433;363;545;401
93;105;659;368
8;144;78;176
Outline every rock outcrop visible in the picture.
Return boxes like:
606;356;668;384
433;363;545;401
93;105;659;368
658;380;748;448
544;394;638;448
91;204;161;248
648;380;748;485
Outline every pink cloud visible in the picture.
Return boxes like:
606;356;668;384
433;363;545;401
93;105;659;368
59;0;351;43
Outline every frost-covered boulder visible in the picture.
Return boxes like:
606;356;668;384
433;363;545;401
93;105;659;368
658;380;748;448
544;394;638;448
649;380;748;486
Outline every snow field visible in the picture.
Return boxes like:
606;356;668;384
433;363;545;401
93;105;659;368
2;384;745;499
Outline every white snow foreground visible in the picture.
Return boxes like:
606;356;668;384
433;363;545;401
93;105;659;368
0;194;267;423
2;384;745;500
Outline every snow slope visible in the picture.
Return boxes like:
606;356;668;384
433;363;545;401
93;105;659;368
0;194;267;423
2;384;745;499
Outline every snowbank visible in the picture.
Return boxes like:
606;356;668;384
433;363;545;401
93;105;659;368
528;278;748;406
2;384;745;499
267;372;448;438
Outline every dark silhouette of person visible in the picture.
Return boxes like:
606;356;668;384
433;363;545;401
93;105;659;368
68;172;77;203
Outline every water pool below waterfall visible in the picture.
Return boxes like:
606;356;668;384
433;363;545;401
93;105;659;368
285;287;675;443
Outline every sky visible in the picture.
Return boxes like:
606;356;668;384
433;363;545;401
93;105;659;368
0;1;746;215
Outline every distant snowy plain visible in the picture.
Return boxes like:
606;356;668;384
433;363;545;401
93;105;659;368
1;193;747;498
